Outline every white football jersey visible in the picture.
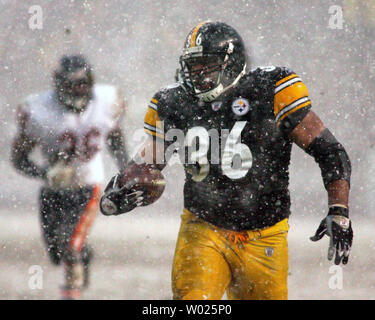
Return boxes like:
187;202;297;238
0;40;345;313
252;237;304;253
19;84;124;188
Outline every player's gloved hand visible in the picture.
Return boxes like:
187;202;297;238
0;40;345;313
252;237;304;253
100;173;144;216
310;205;353;265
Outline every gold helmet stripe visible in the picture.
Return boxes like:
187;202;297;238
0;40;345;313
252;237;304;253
190;21;209;47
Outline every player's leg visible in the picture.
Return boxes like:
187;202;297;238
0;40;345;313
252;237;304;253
39;187;65;265
226;219;289;300
61;247;85;299
80;244;94;289
172;210;231;300
67;185;99;291
60;185;100;299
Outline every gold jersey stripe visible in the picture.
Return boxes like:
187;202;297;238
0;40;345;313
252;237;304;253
144;106;162;128
274;81;309;115
144;128;165;139
190;21;208;47
276;100;311;126
145;106;159;117
275;74;299;87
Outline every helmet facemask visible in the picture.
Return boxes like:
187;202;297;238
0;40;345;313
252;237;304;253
179;22;248;102
180;43;246;103
182;54;224;91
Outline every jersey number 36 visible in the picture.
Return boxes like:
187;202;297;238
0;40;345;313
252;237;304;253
185;121;253;181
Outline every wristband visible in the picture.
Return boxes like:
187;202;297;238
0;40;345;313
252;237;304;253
328;205;349;218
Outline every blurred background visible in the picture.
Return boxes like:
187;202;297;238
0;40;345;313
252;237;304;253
0;0;374;299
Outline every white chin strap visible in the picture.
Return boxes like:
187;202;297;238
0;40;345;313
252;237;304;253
196;63;247;103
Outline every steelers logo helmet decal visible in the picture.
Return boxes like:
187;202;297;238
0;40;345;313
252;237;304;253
231;97;250;116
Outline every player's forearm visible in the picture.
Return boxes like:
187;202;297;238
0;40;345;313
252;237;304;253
326;179;349;208
107;128;129;170
303;128;351;208
11;144;47;179
134;135;167;172
290;111;351;192
112;148;128;171
305;129;351;189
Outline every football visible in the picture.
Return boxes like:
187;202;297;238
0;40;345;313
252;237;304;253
119;162;166;206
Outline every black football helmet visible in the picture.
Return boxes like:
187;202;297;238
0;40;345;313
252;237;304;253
53;55;94;113
179;21;247;102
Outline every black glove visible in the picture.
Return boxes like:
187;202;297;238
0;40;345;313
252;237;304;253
100;173;144;216
310;206;353;265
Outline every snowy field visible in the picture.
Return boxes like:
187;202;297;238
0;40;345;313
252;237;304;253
1;0;375;301
1;208;374;300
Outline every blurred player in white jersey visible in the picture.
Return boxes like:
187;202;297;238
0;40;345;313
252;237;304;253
11;55;128;299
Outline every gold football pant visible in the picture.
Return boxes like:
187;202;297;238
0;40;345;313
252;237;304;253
172;209;289;300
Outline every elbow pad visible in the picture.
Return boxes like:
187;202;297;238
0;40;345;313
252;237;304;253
305;129;351;188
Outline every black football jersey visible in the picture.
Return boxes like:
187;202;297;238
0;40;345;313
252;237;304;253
144;66;312;231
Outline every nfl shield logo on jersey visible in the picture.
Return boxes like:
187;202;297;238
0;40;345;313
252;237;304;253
265;247;274;257
211;101;222;111
231;97;250;116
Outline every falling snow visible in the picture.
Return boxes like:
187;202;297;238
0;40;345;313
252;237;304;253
0;0;374;300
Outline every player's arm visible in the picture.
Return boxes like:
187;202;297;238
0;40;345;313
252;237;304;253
106;90;129;170
290;111;353;265
290;111;350;206
109;93;166;171
11;106;47;180
100;96;166;216
106;127;128;171
100;136;165;216
274;69;352;265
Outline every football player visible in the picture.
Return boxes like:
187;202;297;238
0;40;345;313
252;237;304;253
11;55;128;299
100;22;353;300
